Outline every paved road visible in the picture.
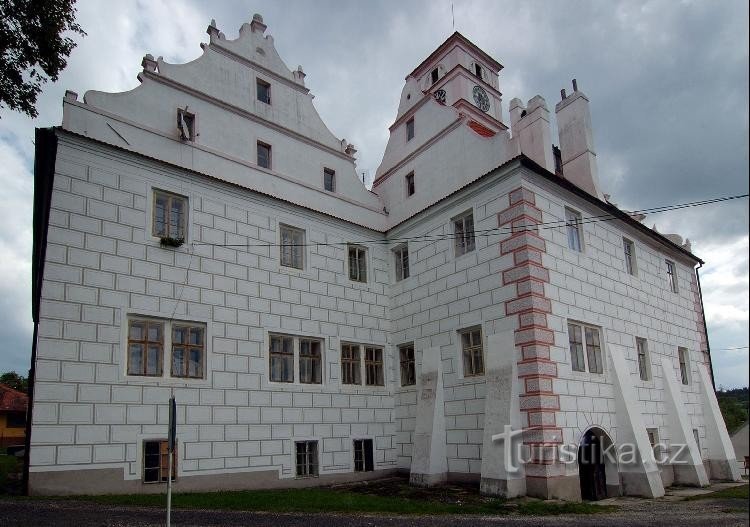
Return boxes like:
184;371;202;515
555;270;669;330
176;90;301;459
0;496;747;527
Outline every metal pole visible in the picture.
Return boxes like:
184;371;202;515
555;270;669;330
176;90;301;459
167;395;176;527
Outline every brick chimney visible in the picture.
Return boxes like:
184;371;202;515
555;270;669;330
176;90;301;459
554;80;604;200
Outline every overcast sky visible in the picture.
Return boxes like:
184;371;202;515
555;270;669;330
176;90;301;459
0;0;747;387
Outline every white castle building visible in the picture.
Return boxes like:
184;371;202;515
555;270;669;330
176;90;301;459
27;15;740;499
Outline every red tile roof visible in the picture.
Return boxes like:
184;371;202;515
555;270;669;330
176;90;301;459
0;384;28;412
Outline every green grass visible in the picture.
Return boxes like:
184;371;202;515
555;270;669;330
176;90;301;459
70;487;615;516
685;484;749;501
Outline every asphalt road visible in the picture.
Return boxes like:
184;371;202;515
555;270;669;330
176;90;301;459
0;496;747;527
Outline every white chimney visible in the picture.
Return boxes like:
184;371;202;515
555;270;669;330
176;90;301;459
555;80;604;200
509;95;555;172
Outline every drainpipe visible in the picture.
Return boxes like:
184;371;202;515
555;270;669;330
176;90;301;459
695;263;715;389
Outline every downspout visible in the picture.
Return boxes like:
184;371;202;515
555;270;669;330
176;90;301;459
695;262;715;389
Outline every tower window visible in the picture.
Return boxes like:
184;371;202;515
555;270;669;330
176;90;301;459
405;172;415;197
474;63;483;79
431;68;439;84
257;78;271;104
324;168;336;192
406;118;415;141
257;141;272;169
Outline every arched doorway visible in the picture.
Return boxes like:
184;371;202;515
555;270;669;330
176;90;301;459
578;427;617;501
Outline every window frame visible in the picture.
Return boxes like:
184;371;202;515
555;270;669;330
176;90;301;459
646;428;661;461
127;318;164;377
567;321;604;374
348;244;368;283
142;439;176;484
565;207;583;252
666;259;679;293
406;117;415;141
256;78;271;105
279;223;306;270
635;337;651;381
170;324;206;379
353;438;375;472
623;237;637;276
431;68;439;84
453;210;476;257
268;333;324;386
399;343;416;387
678;347;690;385
393;244;410;282
176;107;196;142
152;189;188;241
459;326;484;377
257;140;272;169
340;342;362;385
340;342;385;387
294;440;319;478
323;167;336;192
405;171;415;197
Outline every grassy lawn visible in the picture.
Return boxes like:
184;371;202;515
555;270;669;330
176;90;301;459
71;486;615;516
685;484;749;501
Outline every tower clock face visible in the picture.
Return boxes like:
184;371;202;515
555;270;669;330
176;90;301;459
472;85;490;112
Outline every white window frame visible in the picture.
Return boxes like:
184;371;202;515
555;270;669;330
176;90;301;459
623;237;637;276
453;209;476;257
347;244;368;283
120;309;211;386
635;337;651;381
567;321;604;375
565;207;583;252
666;259;679;293
279;223;306;270
393;243;410;282
267;332;325;386
678;347;691;385
147;186;192;247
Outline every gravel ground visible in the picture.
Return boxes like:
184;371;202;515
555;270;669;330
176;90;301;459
0;495;747;527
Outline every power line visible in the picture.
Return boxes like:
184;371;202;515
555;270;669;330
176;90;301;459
189;193;748;249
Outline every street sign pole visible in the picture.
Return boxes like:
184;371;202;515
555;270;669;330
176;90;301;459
167;396;176;527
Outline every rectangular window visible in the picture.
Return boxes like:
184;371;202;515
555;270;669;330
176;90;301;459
171;325;205;379
128;320;163;376
324;168;336;192
353;439;374;472
348;245;367;283
678;347;690;385
666;260;678;293
256;78;271;104
406;118;415;141
431;68;439;84
623;238;637;275
341;343;361;385
299;338;322;384
152;190;187;240
567;322;603;374
143;440;176;483
176;108;195;141
394;244;409;281
399;344;416;387
453;211;476;256
257;141;272;169
295;440;319;477
269;334;294;383
565;207;583;252
280;224;305;269
405;172;415;197
474;63;483;78
693;429;701;457
460;326;484;377
636;337;650;381
365;346;384;386
646;428;660;460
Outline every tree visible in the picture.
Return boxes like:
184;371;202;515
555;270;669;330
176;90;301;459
0;0;85;118
0;371;28;393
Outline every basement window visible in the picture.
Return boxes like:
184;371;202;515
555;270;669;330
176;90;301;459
143;439;176;483
353;439;374;472
295;440;319;477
